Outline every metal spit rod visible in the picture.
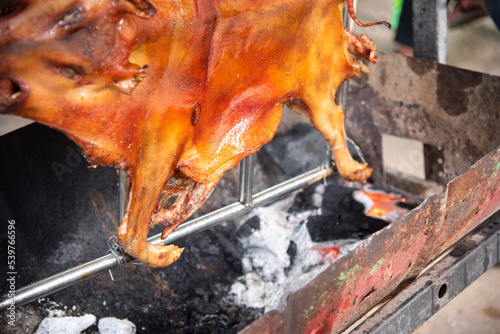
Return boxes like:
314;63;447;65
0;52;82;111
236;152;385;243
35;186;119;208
0;162;334;311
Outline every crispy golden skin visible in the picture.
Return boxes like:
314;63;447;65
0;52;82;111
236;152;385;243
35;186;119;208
0;0;386;267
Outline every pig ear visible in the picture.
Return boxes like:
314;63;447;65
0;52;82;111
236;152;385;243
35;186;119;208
119;0;156;19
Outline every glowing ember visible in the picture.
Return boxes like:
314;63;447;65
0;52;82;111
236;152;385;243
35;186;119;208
315;246;341;260
354;188;410;223
365;193;406;217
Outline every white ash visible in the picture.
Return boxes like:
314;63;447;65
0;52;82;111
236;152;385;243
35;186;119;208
228;191;362;311
380;210;405;224
311;183;326;209
34;315;137;334
352;190;374;215
34;314;96;334
98;317;136;334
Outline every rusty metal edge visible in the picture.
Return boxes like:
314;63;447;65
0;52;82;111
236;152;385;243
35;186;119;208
239;146;500;334
349;213;500;334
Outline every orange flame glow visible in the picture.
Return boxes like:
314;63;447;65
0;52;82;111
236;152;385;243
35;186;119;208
315;246;340;260
365;192;406;217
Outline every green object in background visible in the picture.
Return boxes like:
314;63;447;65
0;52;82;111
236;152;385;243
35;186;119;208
391;0;404;30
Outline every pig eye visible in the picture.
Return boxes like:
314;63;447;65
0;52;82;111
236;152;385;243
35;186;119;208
58;7;85;29
55;64;85;80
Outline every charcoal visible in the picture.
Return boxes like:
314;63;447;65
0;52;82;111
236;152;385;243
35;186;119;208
321;185;365;215
238;216;261;238
262;123;329;177
0;123;398;334
288;185;320;213
396;201;419;211
285;240;298;274
307;212;388;241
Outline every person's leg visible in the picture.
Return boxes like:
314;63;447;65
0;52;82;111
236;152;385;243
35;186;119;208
449;0;488;28
484;0;500;29
395;0;414;55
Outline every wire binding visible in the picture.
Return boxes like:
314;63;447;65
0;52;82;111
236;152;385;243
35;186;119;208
331;142;347;151
320;161;330;185
130;245;150;266
106;236;127;268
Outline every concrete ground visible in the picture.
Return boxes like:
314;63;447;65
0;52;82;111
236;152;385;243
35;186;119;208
0;2;499;333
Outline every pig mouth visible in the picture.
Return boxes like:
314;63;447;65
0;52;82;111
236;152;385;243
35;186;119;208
0;77;26;113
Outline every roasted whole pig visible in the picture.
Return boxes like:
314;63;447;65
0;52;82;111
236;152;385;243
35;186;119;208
0;0;388;267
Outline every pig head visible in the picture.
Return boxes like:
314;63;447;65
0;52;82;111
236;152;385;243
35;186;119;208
0;0;383;267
